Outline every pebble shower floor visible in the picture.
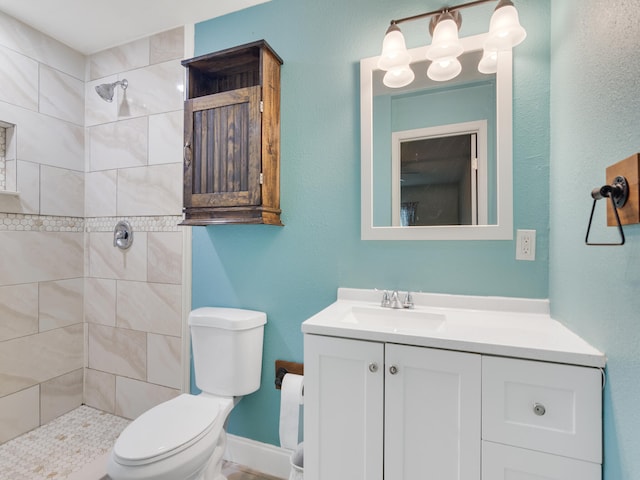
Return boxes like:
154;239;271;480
0;406;130;480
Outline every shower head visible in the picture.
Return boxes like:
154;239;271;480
95;79;128;102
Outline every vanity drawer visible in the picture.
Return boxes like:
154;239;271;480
482;441;601;480
482;356;602;462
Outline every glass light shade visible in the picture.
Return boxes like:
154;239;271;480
427;57;462;82
378;26;412;71
383;65;415;88
426;16;463;61
484;4;527;51
478;49;498;74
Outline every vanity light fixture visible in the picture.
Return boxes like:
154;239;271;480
377;0;526;86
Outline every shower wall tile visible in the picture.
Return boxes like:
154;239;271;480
0;324;83;397
148;110;182;165
0;385;39;444
89;117;148;171
84;368;116;414
115;376;179;420
147;333;182;389
40;368;83;424
16;107;84;171
15;160;40;214
88;324;146;380
117;163;182;216
0;44;38;111
85;170;117;217
119;62;184;119
116;281;182;337
88;231;148;281
150;27;184;65
40;166;85;217
39;65;85;125
39;278;84;332
0;11;84;79
0;283;38;342
89;38;150;81
0;231;83;285
84;278;116;327
85;76;118;127
148;232;183;284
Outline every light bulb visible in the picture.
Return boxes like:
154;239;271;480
383;65;415;88
485;2;527;51
378;24;412;71
427;56;462;82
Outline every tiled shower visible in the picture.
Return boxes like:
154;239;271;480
0;10;188;445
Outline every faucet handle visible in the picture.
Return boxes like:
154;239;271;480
403;291;414;309
380;290;390;307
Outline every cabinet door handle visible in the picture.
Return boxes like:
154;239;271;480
389;365;399;375
533;402;546;416
368;362;379;373
184;142;192;167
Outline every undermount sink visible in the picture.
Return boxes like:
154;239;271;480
341;305;446;332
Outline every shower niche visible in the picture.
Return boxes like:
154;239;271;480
180;40;283;226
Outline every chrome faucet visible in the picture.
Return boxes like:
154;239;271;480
380;290;414;309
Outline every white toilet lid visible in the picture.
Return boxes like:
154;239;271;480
114;394;220;463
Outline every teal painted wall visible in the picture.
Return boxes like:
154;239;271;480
192;0;550;446
549;1;640;479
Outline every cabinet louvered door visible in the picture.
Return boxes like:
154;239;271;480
184;85;261;209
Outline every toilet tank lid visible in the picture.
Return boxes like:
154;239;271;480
189;307;267;330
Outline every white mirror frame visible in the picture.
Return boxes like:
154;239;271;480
361;33;513;240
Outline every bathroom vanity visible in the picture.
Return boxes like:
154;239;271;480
302;288;605;480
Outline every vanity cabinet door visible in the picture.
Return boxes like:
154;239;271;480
483;441;601;480
304;335;384;480
385;344;481;480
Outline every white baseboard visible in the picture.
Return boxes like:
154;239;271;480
224;433;292;479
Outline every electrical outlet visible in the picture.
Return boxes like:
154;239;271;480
516;229;536;261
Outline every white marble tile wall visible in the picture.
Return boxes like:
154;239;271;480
1;125;5;189
83;27;185;420
0;11;187;443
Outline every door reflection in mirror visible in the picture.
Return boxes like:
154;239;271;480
392;122;487;227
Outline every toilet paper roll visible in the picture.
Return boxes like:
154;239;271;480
279;373;304;450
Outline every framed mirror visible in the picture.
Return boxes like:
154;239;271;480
361;33;513;240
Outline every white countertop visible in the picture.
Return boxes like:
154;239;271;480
301;288;606;368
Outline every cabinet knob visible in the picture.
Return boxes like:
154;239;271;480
368;362;379;373
533;402;546;416
184;142;192;167
389;365;399;375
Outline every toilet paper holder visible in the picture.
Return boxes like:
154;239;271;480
275;360;304;389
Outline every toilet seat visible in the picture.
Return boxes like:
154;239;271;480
113;394;221;466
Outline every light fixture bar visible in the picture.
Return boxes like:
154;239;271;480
389;0;495;27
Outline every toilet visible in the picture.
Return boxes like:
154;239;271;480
107;307;267;480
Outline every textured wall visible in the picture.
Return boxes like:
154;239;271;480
549;1;640;478
193;0;551;445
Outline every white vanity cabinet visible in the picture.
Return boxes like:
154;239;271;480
304;334;481;480
301;288;606;480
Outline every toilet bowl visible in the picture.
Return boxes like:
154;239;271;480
107;307;267;480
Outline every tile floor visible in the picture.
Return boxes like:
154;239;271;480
0;406;129;479
0;405;284;480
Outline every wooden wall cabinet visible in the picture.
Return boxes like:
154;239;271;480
181;40;283;226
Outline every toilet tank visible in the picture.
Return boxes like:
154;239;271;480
188;307;267;396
